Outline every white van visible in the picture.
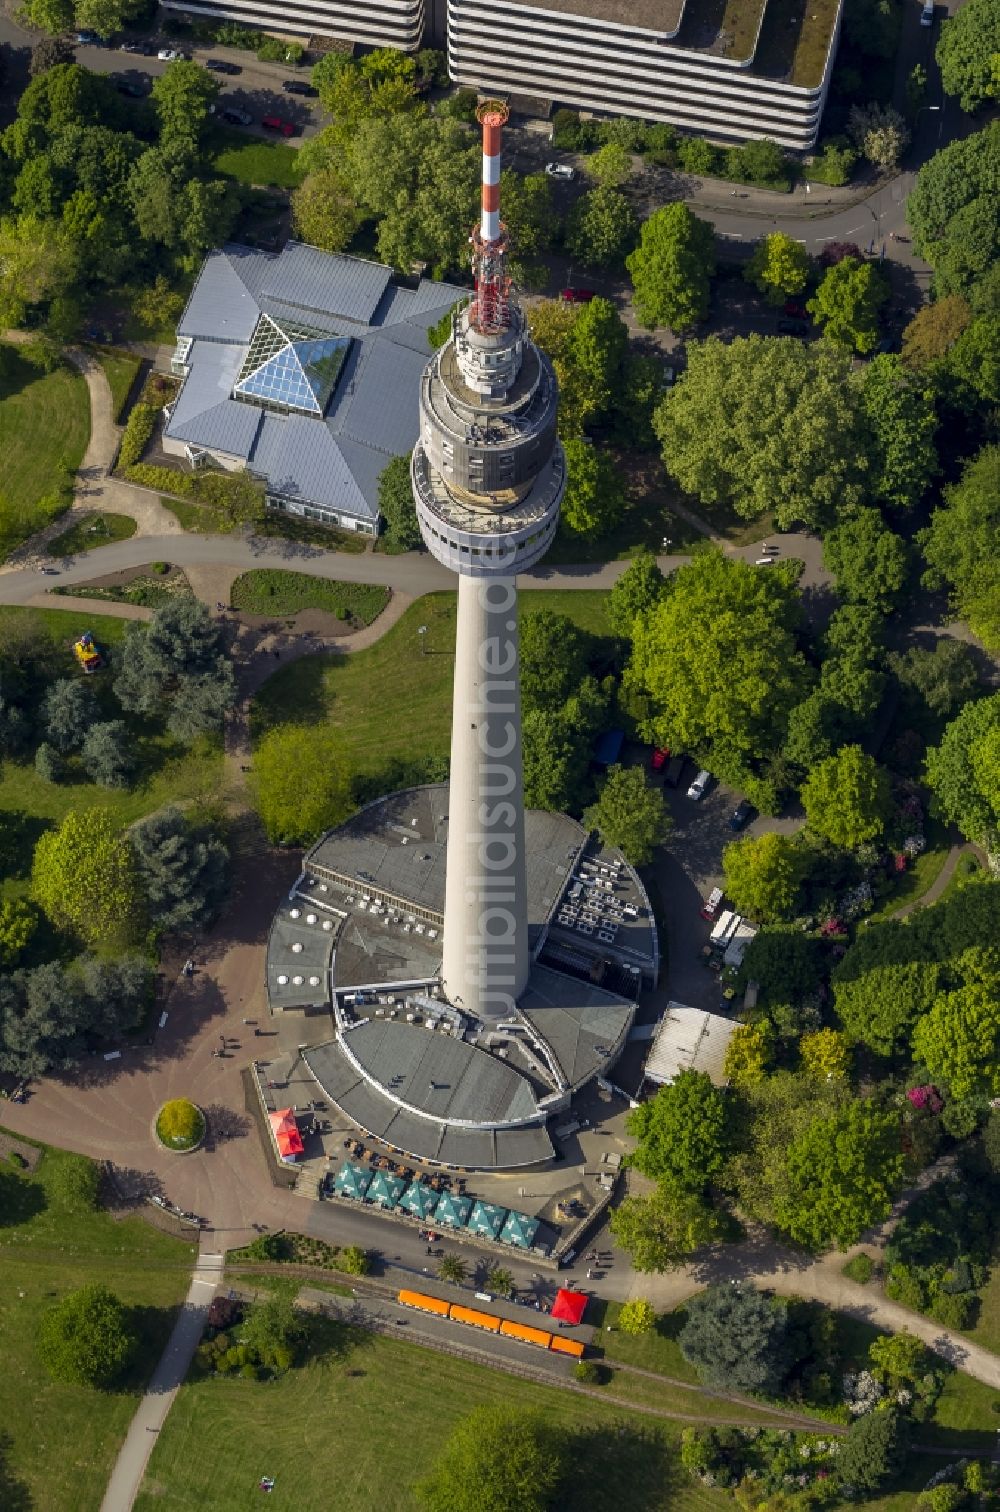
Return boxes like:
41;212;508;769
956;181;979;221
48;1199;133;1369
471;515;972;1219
687;769;711;800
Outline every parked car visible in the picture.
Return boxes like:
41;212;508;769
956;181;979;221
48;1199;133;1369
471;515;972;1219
664;754;686;788
729;799;754;830
560;287;595;303
283;79;317;95
119;40;153;53
545;162;575;180
783;300;807;319
157;47;185;61
113;75;146;96
687;769;712;801
700;886;723;920
75;29;109;45
777;318;808;336
206;58;241;74
262;114;295;136
920;0;934;24
650;746;671;773
220;107;253;126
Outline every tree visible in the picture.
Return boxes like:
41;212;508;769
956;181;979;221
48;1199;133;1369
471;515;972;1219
848;103;910;169
378;455;421;549
559;438;626;539
901;295;972;370
81;720;132;789
745;232;810;304
834;954;941;1056
723;1021;773;1087
801;746;891;849
338;1245;370;1275
583;764;671;865
722;832;805;923
616;1297;656;1335
19;0;73;35
527;296;628;437
822;508;909;609
906;123;1000;297
438;1254;467;1285
416;1405;564;1512
775;1100;903;1248
807;258;889;354
889;641;980;719
924;692;1000;848
628;550;810;761
836;1408;908;1491
565;186;638;268
522;707;591;813
253;725;353;846
654;335;864;528
626;1069;731;1192
499;171;555;259
607;548;667;638
485;1266;514;1298
240;1293;306;1369
912;953;1000;1099
869;1330;928;1387
627;203;715;331
727;1071;845;1225
920;447;1000;654
31;809;143;950
115;598;235;740
30;36;74;76
858;354;939;510
800;1028;850;1081
947;311;1000;408
151;61;220;159
520;611;591;711
738;928;825;1009
0;899;38;970
678;1284;791;1395
609;1185;725;1271
587;140;632;187
290;168;363;253
38;1285;136;1388
937;0;1000;111
130;807;229;934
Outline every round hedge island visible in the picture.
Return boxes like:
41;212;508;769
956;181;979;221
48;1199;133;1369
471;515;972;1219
154;1098;206;1153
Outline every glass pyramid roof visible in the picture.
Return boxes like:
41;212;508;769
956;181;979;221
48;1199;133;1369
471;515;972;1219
233;313;350;416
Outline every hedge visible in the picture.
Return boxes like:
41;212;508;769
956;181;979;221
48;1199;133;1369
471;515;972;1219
117;404;157;469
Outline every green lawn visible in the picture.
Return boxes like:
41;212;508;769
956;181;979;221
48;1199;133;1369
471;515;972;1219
230;570;390;625
48;512;137;557
962;1239;1000;1356
0;343;91;560
134;1317;730;1512
206;128;305;189
159;496;234;535
864;815;952;924
594;1298;700;1383
95;349;142;422
0;607;223;895
251;591;612;789
937;852;987;906
0;1138;193;1512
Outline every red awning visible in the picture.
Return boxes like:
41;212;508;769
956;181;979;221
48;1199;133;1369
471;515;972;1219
269;1109;304;1158
550;1288;588;1326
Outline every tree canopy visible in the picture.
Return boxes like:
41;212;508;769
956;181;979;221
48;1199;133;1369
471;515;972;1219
857;354;939;511
416;1405;564;1512
31;809;143;950
252;725;353;846
626;203;716;331
774;1100;904;1248
920;446;1000;654
654;335;864;528
559;438;626;539
115;598;235;741
565;186;638;268
801;746;891;850
378;455;421;549
745;232;809;304
936;0;1000;112
834;956;941;1057
627;550;810;762
807;259;889;354
582;764;671;864
626;1070;731;1193
679;1284;791;1395
924;691;1000;848
38;1284;136;1388
722;832;805;923
608;1185;725;1272
607;549;667;638
130;807;229;934
822;507;909;609
912;950;1000;1098
906;122;1000;297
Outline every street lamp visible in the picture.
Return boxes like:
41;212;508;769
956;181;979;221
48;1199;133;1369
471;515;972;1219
417;624;428;655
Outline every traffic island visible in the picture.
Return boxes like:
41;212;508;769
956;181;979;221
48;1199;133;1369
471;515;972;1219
154;1098;206;1154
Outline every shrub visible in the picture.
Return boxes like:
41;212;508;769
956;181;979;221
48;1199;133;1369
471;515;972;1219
842;1253;875;1285
573;1359;602;1384
9;1151;27;1169
338;1245;370;1276
118;404;157;469
617;1298;656;1335
156;1099;204;1149
151;561;169;574
929;1291;975;1329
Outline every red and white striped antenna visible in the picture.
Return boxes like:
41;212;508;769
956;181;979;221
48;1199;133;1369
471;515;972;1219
470;100;511;336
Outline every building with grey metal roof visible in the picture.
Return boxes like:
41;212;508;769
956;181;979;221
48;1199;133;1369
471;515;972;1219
163;242;464;534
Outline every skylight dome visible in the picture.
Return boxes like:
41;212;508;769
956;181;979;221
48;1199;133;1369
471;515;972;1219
233;313;350;416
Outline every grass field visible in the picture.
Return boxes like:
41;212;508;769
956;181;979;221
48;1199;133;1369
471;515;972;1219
595;1298;700;1383
963;1239;1000;1356
159;496;234;535
0;343;90;560
207;128;305;189
0;1137;192;1512
251;591;613;788
95;349;142;422
230;570;390;624
48;512;137;557
864;815;952;924
0;607;223;896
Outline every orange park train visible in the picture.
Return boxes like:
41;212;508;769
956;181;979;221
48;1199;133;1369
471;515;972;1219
397;1290;586;1357
72;631;103;674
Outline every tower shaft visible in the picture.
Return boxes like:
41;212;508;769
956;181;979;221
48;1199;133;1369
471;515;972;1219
440;573;530;1019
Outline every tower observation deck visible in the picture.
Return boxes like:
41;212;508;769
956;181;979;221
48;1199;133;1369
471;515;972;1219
411;101;566;1022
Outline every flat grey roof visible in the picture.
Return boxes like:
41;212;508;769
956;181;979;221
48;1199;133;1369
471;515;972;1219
266;904;337;1010
519;964;635;1090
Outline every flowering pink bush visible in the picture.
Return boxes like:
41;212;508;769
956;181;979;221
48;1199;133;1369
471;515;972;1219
906;1085;943;1114
894;853;908;873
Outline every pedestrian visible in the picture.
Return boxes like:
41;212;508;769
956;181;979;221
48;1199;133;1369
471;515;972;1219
731;188;737;197
273;649;280;659
889;230;896;242
254;1027;261;1038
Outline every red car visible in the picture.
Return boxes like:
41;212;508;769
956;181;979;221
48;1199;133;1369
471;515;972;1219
560;288;596;303
650;746;671;772
783;300;807;319
262;115;295;137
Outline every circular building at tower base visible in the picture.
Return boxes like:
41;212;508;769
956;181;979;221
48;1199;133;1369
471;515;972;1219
265;785;659;1172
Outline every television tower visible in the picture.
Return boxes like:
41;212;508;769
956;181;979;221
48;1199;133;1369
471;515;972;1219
411;101;566;1023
